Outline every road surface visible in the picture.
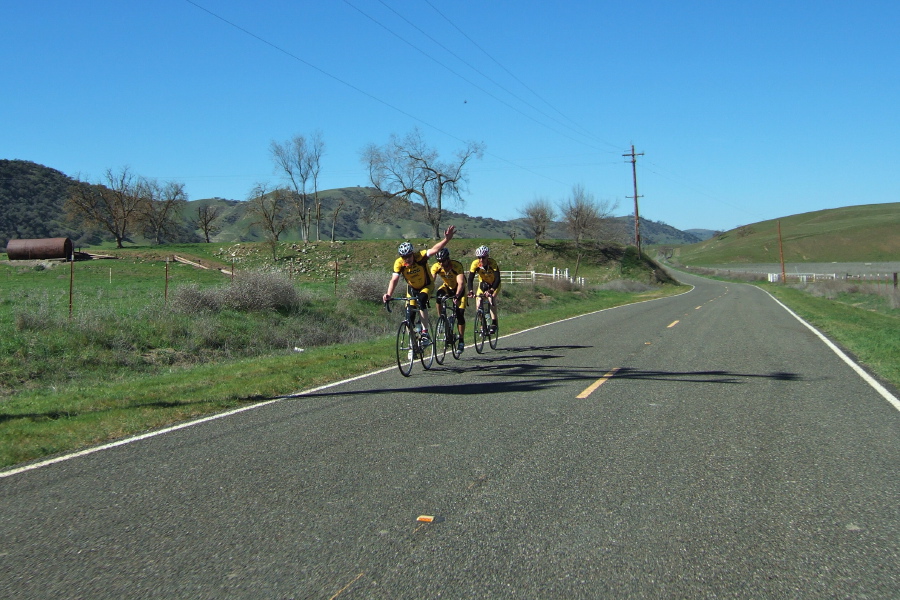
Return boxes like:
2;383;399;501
1;272;897;598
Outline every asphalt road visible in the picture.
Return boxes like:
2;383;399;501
1;272;898;599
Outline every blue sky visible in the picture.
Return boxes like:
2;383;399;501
3;1;898;233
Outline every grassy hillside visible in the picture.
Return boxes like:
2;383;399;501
672;203;900;265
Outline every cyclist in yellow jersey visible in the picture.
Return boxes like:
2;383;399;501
382;225;456;344
430;248;467;354
467;244;501;335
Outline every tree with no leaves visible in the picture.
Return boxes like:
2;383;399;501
271;134;311;243
519;197;556;246
246;183;292;261
362;127;484;238
194;203;224;243
559;184;618;247
66;167;146;248
139;180;187;245
306;131;325;242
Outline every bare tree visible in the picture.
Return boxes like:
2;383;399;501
362;127;484;238
519;197;556;246
66;167;145;248
139;180;187;245
306;130;325;242
246;183;292;261
330;197;345;243
559;184;618;247
194;203;224;243
271;135;311;242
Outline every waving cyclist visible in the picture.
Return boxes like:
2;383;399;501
382;225;457;344
430;247;467;355
467;244;501;335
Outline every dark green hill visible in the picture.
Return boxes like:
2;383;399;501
0;159;84;248
2;159;701;248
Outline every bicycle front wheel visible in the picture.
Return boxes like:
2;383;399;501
420;328;435;370
435;316;449;365
449;318;462;360
488;316;499;350
396;321;415;377
474;310;487;354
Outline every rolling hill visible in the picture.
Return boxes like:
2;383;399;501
672;203;900;265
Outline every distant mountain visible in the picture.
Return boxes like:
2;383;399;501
2;159;704;248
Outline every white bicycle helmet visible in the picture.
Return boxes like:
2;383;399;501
475;245;490;257
398;242;414;256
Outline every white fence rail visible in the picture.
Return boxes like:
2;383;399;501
503;267;585;286
768;272;899;286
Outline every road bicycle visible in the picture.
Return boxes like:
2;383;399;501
473;290;499;354
385;297;435;377
434;294;464;364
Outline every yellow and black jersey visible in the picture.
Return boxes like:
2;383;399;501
431;259;466;292
392;249;432;291
469;257;500;287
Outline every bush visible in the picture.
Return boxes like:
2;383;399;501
169;270;302;314
342;269;385;302
221;271;301;312
168;283;222;314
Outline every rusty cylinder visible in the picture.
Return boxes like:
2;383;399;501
5;238;74;261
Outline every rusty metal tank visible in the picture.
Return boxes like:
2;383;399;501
5;238;74;260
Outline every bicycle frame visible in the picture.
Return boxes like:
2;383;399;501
435;294;463;362
386;297;435;376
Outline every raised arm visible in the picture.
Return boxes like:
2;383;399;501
425;225;456;257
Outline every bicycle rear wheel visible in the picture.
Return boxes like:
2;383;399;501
434;316;449;365
474;310;487;354
396;321;415;377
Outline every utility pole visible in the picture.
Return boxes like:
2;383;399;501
623;145;644;255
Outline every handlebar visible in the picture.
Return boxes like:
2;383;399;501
384;296;416;313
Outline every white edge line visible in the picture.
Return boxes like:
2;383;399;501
760;288;900;412
0;288;695;479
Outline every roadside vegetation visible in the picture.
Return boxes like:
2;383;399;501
0;239;681;468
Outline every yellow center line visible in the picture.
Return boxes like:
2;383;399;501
667;320;680;328
577;368;621;399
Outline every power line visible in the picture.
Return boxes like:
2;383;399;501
422;0;621;152
374;0;615;152
183;0;571;187
341;0;611;154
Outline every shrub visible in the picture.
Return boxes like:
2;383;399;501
342;269;385;302
169;284;222;314
221;270;301;312
169;270;302;314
